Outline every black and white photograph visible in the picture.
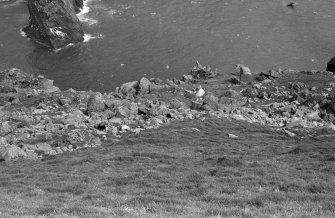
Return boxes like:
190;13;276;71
0;0;335;217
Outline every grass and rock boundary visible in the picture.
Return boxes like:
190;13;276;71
1;63;335;161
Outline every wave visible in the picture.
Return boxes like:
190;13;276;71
53;33;103;52
78;0;98;25
20;28;27;38
83;33;104;42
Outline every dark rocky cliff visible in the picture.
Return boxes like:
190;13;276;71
23;0;84;49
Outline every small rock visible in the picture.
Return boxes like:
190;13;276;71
284;130;296;137
120;125;131;132
195;86;205;97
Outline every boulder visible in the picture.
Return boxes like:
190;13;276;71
87;93;105;113
137;77;151;95
23;0;84;49
327;57;335;73
191;101;203;111
0;145;27;161
203;94;219;111
118;81;138;97
235;64;251;80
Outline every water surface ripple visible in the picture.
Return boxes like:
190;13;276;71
0;0;335;92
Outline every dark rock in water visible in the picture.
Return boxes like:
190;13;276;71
118;81;138;97
71;0;84;13
189;61;217;80
326;57;335;73
23;0;84;49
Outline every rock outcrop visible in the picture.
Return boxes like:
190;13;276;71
327;57;335;73
23;0;84;49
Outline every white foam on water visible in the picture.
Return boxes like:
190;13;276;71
19;28;27;38
83;33;104;42
79;16;98;25
77;1;90;16
77;0;98;25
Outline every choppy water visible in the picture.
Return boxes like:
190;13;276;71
1;0;335;92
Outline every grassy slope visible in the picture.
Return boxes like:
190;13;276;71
0;117;335;217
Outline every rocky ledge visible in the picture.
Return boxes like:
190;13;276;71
1;63;335;161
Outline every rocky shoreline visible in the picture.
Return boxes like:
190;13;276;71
0;63;335;161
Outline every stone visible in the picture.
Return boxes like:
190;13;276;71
169;99;184;109
304;111;321;121
137;77;151;95
284;130;296;137
189;61;217;79
149;105;170;116
235;64;251;81
87;93;105;113
260;69;282;79
195;86;205;97
0;145;27;161
191;101;203;111
23;0;84;49
182;74;193;82
23;143;53;155
118;81;138;97
222;89;241;99
90;137;102;147
39;78;61;94
120;125;130;132
0;121;12;136
116;105;132;117
203;94;219;111
242;88;258;98
326;57;335;73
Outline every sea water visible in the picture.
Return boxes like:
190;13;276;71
0;0;335;92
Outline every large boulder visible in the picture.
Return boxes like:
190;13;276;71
327;57;335;73
23;0;84;49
